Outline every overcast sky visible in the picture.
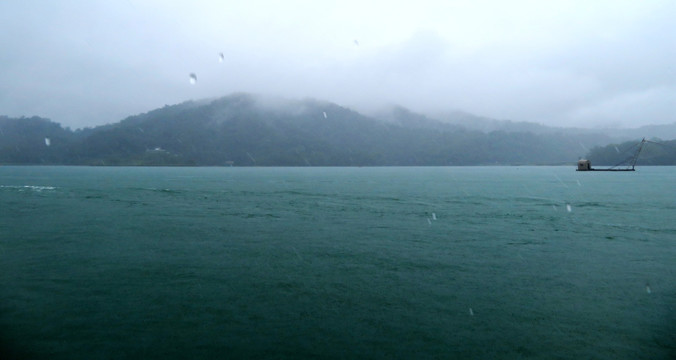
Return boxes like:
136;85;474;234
1;0;675;129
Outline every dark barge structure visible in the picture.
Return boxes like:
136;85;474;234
577;138;646;171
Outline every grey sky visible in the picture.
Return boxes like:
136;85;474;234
1;0;674;129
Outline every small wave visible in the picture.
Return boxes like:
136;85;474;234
0;185;56;192
157;188;180;194
507;240;546;246
574;202;608;208
127;187;182;194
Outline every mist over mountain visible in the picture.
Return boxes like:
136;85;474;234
586;139;676;166
1;93;674;166
422;110;676;142
599;124;676;143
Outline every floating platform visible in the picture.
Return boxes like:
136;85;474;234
576;139;645;172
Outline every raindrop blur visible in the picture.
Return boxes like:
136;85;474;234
566;204;572;212
189;73;197;84
353;39;359;46
646;283;652;294
44;138;51;146
323;112;327;119
469;308;474;316
432;212;437;220
246;152;256;164
427;218;432;225
614;146;620;153
291;246;302;261
219;53;224;62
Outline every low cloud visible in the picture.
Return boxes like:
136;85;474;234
1;1;674;129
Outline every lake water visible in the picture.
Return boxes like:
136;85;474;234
1;166;674;359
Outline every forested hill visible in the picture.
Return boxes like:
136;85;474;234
586;139;676;166
0;93;668;166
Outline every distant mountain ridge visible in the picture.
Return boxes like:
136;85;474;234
1;93;674;166
422;110;676;141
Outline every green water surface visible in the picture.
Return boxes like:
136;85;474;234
1;166;674;359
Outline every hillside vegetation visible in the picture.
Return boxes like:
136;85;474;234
1;94;673;166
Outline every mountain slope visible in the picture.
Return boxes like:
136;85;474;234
1;93;669;166
428;109;676;142
586;139;676;166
